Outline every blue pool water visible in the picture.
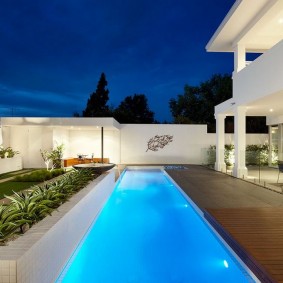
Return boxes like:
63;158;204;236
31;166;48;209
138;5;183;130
56;169;256;283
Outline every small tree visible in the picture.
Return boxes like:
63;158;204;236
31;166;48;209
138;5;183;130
50;143;64;169
40;149;53;171
40;143;64;170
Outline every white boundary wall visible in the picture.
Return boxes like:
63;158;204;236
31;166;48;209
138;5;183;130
120;124;268;164
1;123;268;167
0;171;115;283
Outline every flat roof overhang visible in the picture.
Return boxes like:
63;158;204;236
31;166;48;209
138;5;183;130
206;0;283;53
215;90;283;125
0;117;121;130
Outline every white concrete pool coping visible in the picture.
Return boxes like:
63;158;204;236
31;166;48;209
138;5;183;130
0;170;116;283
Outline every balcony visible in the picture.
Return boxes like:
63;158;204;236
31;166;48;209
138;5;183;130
232;39;283;116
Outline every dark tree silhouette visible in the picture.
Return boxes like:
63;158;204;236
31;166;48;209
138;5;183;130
170;74;232;132
113;94;155;124
82;73;111;117
169;73;267;133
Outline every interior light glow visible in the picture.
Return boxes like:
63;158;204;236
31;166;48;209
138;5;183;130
269;109;273;112
279;18;283;24
223;260;229;268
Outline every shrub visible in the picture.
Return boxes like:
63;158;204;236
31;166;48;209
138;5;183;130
13;169;65;182
0;146;19;158
224;144;234;166
246;144;269;165
0;169;98;244
206;143;278;166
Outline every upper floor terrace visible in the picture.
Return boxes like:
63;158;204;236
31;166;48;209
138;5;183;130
207;0;283;71
206;0;283;122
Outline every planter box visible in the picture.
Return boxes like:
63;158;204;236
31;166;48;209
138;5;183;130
0;156;22;174
0;170;116;283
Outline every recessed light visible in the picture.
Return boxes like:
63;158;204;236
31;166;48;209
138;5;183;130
269;109;273;112
279;18;283;24
223;260;229;268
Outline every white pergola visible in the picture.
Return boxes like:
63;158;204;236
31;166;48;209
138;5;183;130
206;0;283;177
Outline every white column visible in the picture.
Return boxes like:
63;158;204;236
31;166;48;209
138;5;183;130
234;44;246;73
233;106;247;178
268;125;273;165
0;118;2;145
278;124;283;161
215;113;226;172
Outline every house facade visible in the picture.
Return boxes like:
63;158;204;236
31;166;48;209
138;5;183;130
0;117;267;171
206;0;283;177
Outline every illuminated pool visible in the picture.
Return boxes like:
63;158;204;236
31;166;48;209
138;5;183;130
56;168;257;282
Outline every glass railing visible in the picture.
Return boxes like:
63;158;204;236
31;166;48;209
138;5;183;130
202;148;281;193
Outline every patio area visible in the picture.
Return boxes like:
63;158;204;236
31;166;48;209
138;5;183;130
230;165;283;194
166;165;283;283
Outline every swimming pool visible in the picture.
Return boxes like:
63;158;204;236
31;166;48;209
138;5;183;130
56;168;258;282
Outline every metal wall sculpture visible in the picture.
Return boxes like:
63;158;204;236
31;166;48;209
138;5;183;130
146;135;173;152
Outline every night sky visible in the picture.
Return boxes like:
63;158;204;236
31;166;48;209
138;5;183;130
0;0;235;122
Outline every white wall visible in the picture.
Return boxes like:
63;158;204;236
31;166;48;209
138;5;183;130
223;133;269;145
2;123;268;168
68;129;120;164
233;39;283;104
119;124;268;165
1;126;10;148
53;128;70;157
120;124;214;164
8;126;53;168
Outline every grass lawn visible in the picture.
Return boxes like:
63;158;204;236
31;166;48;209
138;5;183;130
0;169;37;180
0;181;39;199
0;168;67;200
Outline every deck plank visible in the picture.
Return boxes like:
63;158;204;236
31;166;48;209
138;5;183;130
206;207;283;283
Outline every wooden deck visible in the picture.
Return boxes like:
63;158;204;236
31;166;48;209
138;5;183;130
205;207;283;283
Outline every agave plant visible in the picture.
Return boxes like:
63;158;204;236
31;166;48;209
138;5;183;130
30;186;64;213
0;167;99;243
0;205;20;244
5;192;40;232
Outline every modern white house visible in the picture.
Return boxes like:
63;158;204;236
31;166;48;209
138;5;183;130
0;117;213;169
206;0;283;177
0;117;267;173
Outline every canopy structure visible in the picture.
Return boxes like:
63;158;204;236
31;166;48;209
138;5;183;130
206;0;283;53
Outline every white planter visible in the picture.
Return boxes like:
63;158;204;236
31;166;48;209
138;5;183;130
0;170;116;283
0;156;22;174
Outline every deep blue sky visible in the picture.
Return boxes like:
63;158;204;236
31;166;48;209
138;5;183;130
0;0;235;122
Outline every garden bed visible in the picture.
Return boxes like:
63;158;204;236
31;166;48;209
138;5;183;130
0;168;66;199
0;170;115;283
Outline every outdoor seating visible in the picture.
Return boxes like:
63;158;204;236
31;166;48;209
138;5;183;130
77;154;88;163
277;160;283;183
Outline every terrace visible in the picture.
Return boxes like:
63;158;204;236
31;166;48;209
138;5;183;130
167;165;283;283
